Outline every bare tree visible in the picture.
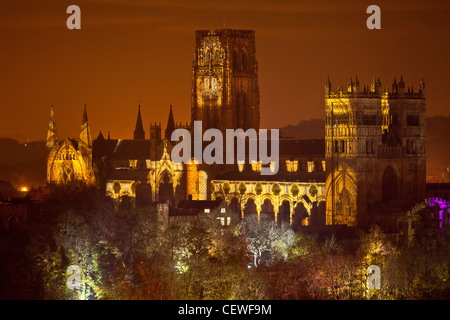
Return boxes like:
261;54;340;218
242;215;295;267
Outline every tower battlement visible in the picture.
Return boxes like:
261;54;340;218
195;29;255;40
326;76;425;99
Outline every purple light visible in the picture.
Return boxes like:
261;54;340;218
427;197;450;229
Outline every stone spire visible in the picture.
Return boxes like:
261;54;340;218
46;105;58;150
80;104;92;148
165;105;175;139
134;104;145;140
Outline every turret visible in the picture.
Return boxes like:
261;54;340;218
398;75;405;97
370;76;382;94
347;77;354;93
392;77;398;94
150;122;161;141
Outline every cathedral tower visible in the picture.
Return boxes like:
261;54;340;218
325;76;426;227
191;29;260;132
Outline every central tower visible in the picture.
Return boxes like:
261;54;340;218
191;29;260;132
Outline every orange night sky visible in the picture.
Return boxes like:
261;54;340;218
0;0;449;142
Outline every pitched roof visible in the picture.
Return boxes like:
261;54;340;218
96;131;105;141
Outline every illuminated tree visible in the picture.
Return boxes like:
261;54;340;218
265;231;323;299
288;231;319;259
357;225;399;299
243;214;295;267
318;238;360;300
152;209;266;300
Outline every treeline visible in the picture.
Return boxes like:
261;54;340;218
1;185;450;299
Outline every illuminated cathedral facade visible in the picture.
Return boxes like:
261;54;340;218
45;29;426;229
324;76;426;227
46;105;95;185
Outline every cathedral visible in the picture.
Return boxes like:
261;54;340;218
45;29;426;229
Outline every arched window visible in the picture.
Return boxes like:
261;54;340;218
232;48;240;72
382;166;398;202
243;198;257;219
337;188;353;218
261;199;275;221
337;198;343;216
158;170;174;203
241;49;248;73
